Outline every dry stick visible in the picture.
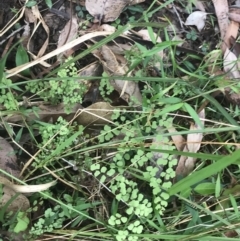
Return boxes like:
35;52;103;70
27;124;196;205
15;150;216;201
6;31;115;78
64;0;73;46
0;176;57;193
0;6;25;37
172;3;184;29
1;36;14;58
0;25;24;45
211;0;229;52
36;0;74;77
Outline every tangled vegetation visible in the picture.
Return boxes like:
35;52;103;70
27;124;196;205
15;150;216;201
1;0;240;240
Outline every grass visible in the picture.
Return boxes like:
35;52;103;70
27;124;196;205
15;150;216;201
1;0;240;240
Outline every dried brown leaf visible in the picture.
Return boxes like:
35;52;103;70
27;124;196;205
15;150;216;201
0;137;20;178
168;126;185;151
24;7;36;23
186;124;203;153
223;20;239;52
21;23;31;49
229;36;240;58
175;146;195;177
0;184;30;212
86;0;145;22
99;24;116;32
0;138;29;213
175;109;204;177
185;11;208;31
212;0;229;51
4;103;83;123
57;16;79;58
194;0;206;12
224;87;240;106
101;45;142;104
7;31;116;77
106;43;132;55
229;12;240;23
229;6;240;18
223;48;240;78
101;45;121;74
76;102;114;125
86;0;130;22
30;5;49;57
79;62;103;77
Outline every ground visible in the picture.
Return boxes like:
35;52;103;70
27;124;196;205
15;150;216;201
0;0;240;240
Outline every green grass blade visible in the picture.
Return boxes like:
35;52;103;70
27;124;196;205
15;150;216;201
201;92;240;133
184;103;204;129
46;22;167;77
169;149;240;196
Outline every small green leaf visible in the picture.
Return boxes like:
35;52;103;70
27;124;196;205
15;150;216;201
90;163;100;171
14;212;30;233
160;192;169;200
94;170;100;177
45;0;53;8
63;194;73;203
128;223;134;230
194;182;215;195
108;217;115;226
15;45;30;76
115;219;121;225
126;207;133;215
101;166;107;173
25;0;37;7
107;169;115;176
100;175;106;183
75;5;81;11
121;216;127;223
135;225;143;234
